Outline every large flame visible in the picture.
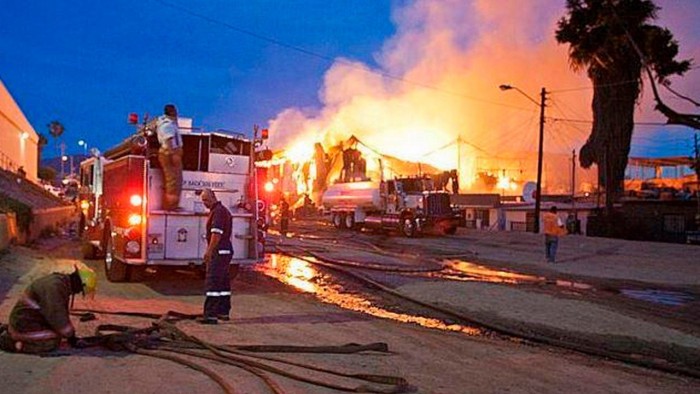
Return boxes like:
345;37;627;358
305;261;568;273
265;0;698;198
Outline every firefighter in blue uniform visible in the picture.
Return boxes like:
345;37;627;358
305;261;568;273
199;188;233;324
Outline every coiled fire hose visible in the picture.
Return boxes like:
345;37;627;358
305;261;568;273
69;309;413;394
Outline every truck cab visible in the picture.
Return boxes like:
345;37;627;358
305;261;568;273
323;175;460;237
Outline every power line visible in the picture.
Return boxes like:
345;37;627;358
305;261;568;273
152;0;533;112
548;79;639;93
547;117;691;127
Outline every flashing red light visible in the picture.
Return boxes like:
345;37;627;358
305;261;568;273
128;113;139;124
261;128;269;140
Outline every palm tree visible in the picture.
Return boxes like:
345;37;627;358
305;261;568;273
37;132;48;174
47;120;66;178
556;0;691;214
48;120;65;139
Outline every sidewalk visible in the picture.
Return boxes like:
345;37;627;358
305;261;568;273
390;229;700;368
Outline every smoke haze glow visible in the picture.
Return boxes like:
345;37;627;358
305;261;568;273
268;0;699;194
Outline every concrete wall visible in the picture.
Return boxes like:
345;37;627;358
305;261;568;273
505;211;528;232
0;80;39;183
27;206;77;243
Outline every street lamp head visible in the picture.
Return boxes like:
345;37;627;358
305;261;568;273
61;155;68;162
78;140;85;146
499;84;513;91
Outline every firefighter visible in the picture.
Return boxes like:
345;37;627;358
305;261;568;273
199;188;233;324
156;104;184;210
0;265;97;353
279;196;290;235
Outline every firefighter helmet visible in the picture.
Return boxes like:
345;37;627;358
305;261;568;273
76;265;97;297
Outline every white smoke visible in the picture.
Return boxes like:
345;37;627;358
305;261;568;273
268;0;699;192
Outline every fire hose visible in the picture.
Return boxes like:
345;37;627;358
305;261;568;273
68;310;413;394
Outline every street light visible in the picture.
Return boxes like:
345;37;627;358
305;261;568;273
78;140;88;155
500;84;547;233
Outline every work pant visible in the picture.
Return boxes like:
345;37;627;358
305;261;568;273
204;253;233;319
158;147;183;210
280;218;289;234
545;235;559;263
0;325;61;354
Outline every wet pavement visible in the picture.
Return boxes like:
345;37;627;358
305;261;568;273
257;254;482;336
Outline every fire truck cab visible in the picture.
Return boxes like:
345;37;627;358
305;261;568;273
80;126;260;282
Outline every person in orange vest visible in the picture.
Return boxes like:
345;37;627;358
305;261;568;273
542;206;566;263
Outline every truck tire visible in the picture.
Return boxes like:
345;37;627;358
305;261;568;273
103;230;130;282
344;213;355;230
332;213;343;229
400;216;417;238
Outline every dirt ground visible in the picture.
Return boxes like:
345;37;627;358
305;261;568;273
1;229;699;393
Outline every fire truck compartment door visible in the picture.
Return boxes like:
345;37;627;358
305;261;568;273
197;215;250;260
164;215;203;259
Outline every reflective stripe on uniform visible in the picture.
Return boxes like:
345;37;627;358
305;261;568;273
20;294;41;310
211;228;224;234
205;291;232;297
218;250;231;255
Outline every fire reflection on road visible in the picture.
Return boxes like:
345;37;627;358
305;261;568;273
440;260;543;284
259;254;481;335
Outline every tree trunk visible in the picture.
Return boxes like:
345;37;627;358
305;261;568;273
579;65;641;216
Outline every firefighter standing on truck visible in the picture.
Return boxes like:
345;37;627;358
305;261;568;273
157;104;184;210
0;265;97;353
199;188;233;324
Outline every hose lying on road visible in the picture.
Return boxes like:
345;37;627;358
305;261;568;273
72;309;412;394
276;247;700;380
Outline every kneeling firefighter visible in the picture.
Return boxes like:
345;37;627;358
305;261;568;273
0;265;97;353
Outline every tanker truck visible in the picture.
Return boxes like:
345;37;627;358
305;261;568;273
321;176;460;237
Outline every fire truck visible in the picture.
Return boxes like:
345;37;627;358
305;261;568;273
322;176;460;237
79;121;261;282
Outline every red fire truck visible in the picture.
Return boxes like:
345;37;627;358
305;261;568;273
79;122;262;282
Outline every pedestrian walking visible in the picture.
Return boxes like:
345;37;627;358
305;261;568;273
199;189;233;324
0;265;97;353
542;206;566;263
156;104;183;210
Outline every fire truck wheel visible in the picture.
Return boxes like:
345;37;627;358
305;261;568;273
344;213;355;230
401;216;417;238
104;235;130;282
332;213;343;229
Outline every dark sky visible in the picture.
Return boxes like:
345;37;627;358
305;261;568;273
0;0;395;156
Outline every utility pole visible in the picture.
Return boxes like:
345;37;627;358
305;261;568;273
695;133;700;228
59;142;66;179
571;149;577;219
533;87;547;234
457;135;461;182
251;125;261;262
498;84;547;233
